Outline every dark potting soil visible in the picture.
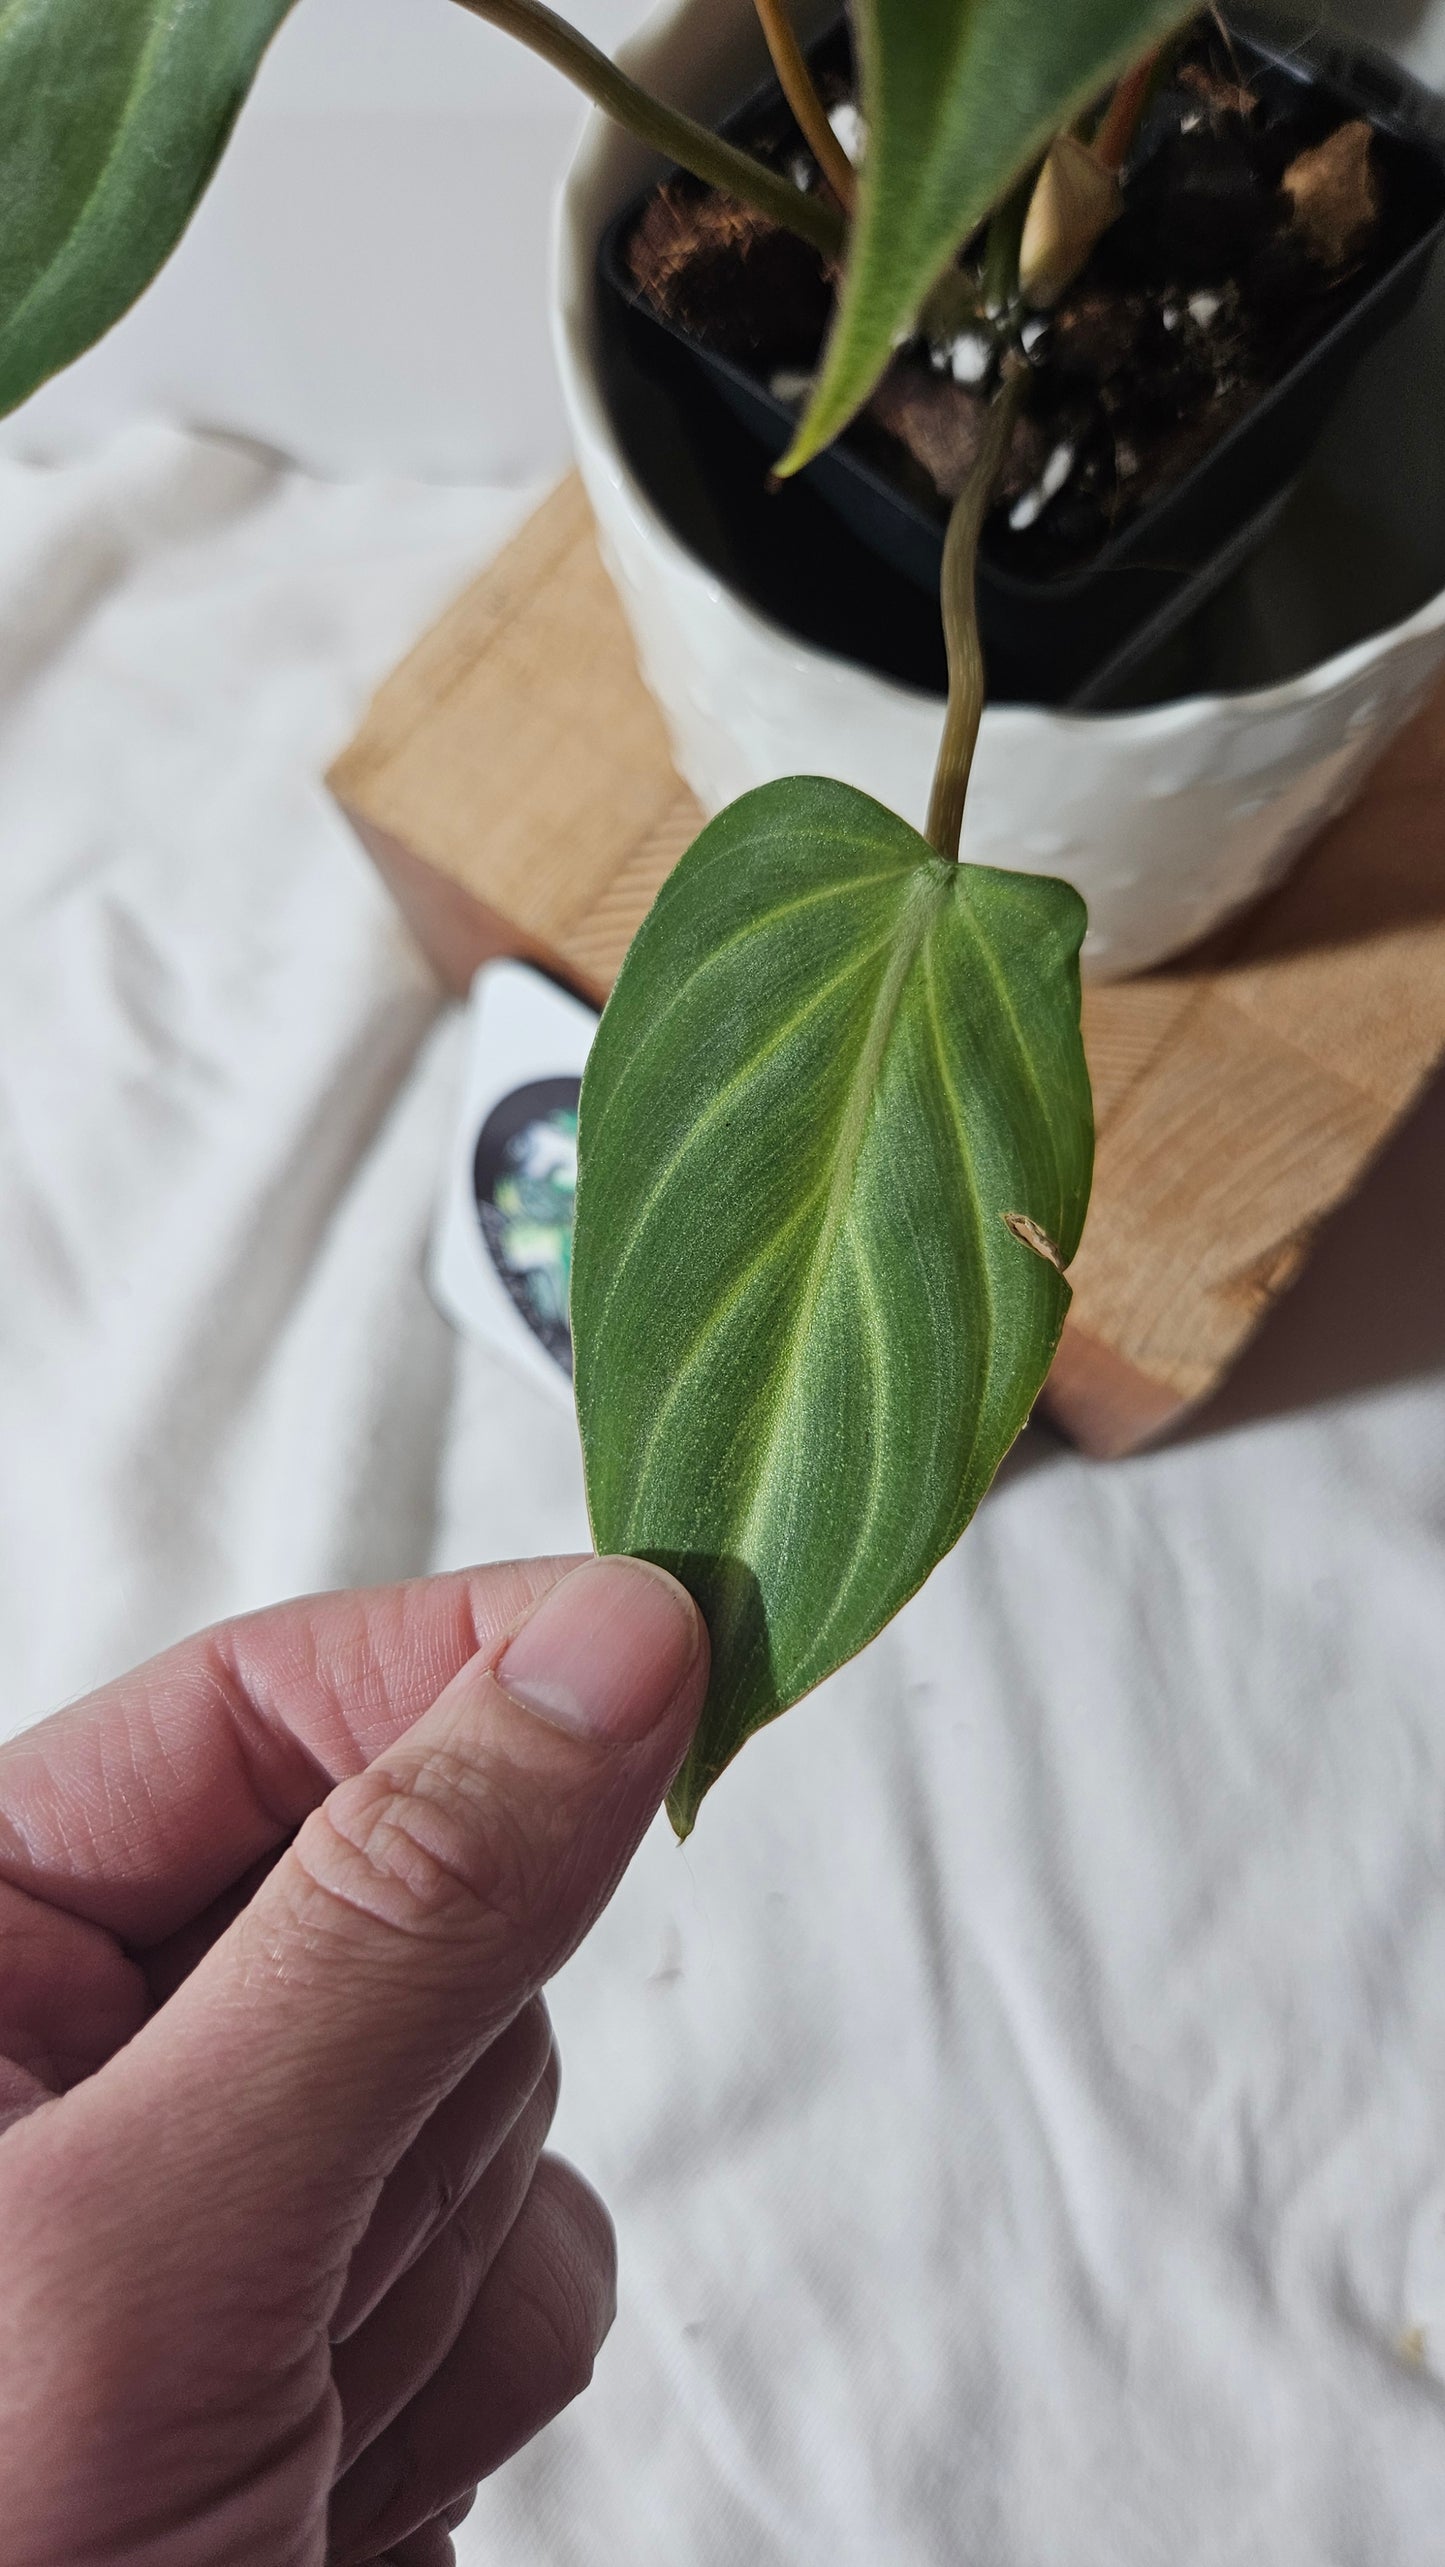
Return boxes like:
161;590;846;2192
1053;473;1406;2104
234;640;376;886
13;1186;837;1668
622;16;1430;580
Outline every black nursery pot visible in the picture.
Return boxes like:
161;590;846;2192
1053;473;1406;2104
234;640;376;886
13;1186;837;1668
598;11;1445;709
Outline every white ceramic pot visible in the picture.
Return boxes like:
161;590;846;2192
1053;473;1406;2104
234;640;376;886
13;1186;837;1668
552;0;1445;977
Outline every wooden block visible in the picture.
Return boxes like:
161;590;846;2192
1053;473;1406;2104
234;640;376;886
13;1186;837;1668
329;476;704;1003
329;472;1445;1457
1061;693;1445;1452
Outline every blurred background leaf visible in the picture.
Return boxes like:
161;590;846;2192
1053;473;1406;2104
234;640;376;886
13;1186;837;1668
0;0;296;419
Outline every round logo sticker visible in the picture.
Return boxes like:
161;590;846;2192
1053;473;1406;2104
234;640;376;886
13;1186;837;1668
472;1077;581;1374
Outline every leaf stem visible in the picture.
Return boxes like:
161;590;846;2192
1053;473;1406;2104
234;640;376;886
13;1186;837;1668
982;170;1033;315
925;368;1027;865
450;0;845;264
751;0;857;212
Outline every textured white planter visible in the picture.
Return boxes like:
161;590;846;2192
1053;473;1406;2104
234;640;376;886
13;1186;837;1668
552;0;1445;977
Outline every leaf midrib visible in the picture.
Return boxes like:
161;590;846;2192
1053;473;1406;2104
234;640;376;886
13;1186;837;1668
725;864;945;1611
586;922;897;1355
800;919;1000;1689
593;852;905;1136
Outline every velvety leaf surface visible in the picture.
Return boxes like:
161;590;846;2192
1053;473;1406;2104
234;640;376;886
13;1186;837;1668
571;779;1093;1835
784;0;1194;472
0;0;296;418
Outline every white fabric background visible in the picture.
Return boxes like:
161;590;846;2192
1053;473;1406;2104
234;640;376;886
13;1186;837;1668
3;423;1444;2564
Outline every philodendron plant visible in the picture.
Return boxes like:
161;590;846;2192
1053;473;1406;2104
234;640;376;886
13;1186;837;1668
1;0;1196;1831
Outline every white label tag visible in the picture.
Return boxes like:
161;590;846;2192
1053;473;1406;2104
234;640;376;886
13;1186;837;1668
429;962;598;1407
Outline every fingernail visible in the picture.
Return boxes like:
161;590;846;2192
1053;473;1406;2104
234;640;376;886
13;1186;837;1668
496;1556;702;1743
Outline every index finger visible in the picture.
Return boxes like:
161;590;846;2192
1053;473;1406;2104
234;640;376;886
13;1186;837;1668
0;1558;583;1945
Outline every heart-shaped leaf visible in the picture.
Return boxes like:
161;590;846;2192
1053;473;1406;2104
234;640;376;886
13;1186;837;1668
783;0;1195;474
0;0;296;420
571;779;1092;1836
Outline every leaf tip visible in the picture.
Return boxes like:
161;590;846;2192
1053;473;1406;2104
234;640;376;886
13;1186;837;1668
776;323;864;478
774;414;824;480
666;1759;703;1840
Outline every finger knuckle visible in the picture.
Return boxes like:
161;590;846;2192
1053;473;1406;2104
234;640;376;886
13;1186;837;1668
515;1994;556;2090
515;2163;617;2402
421;2139;465;2239
291;1750;563;1952
516;2267;599;2411
486;1996;556;2120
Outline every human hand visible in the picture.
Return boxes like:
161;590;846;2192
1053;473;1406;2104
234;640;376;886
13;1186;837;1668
0;1552;706;2566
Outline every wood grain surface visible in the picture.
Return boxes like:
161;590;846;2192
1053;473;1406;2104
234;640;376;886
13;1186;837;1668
329;474;1445;1456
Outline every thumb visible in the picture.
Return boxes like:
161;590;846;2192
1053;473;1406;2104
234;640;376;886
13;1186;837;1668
51;1555;706;2304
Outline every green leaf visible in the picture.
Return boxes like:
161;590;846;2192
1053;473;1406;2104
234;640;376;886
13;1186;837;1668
783;0;1195;474
571;778;1093;1837
0;0;296;420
